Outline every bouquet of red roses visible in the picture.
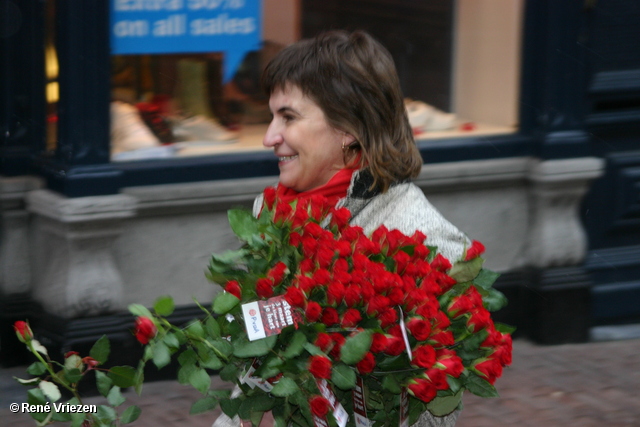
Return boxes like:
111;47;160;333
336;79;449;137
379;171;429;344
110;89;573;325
192;188;513;427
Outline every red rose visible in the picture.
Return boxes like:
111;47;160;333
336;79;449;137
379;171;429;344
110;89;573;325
309;355;332;379
387;287;405;306
327;281;346;305
474;357;503;385
284;286;306;308
263;186;276;210
356;352;376;374
429;331;455;347
314;333;333;353
330;333;346;359
315;246;335;269
302;237;318;258
303;222;324;239
393;251;411;273
292;206;310;229
256;277;275;298
426;368;449;391
267;262;288;284
289;231;302;247
493;333;513;366
436;349;464;378
344;285;362;307
312;269;331;286
384;336;405;356
82;356;100;370
321;307;339;326
430;254;452;272
134;317;157;344
464;240;486;261
305;301;322;322
309;396;331;418
340;308;362;328
330;207;351;230
274;201;293;224
467;308;492;333
299;259;314;274
335;240;352;257
370;333;388;353
408;378;437;403
448;295;473;318
406;317;432;341
378;307;398;328
224;280;242;299
13;321;33;343
411;344;436;369
298;276;316;293
415;298;438;319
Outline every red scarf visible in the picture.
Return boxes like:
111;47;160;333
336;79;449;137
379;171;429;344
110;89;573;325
274;168;357;208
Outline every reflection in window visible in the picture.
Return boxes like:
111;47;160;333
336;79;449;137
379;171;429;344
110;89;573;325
109;0;522;162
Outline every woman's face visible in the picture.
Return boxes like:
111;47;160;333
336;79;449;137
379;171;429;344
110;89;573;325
263;85;354;192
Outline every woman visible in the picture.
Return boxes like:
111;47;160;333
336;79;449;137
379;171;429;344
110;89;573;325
216;30;469;427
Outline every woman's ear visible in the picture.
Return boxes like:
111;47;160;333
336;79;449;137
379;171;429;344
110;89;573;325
341;132;356;148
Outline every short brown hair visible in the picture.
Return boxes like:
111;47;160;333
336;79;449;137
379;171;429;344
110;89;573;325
262;30;422;193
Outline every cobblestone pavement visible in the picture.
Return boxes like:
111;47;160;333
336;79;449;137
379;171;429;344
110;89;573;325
1;338;639;427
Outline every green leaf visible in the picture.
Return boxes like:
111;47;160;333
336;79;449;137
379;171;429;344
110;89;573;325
90;335;111;364
381;374;402;394
178;362;197;385
302;342;324;356
282;331;307;359
190;397;218;415
481;287;508;312
232;335;277;358
128;304;154;319
30;339;48;357
449;257;484;283
27;387;46;405
213;292;240;315
219;363;239;382
152;342;172;369
26;362;47;376
219;398;242;418
427;389;463;416
494;322;517;334
340;330;373;365
39;380;61;402
64;368;83;384
108;366;137;388
474;269;501;290
200;351;223;370
120;406;142;424
107;386;126;407
163;332;180;349
97;405;118;422
205;317;221;339
210;338;234;358
466;372;499;398
250;394;277;411
64;354;83;371
331;364;356;390
228;209;260;242
95;370;113;397
70;411;86;427
153;295;175;316
14;377;39;385
189;368;211;394
185;320;206;340
270;376;300;397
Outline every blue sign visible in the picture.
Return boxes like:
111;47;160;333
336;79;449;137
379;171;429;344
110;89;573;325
111;0;262;82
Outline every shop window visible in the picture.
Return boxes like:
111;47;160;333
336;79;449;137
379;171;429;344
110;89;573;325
105;0;522;162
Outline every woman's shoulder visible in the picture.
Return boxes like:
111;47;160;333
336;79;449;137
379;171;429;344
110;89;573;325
350;182;471;262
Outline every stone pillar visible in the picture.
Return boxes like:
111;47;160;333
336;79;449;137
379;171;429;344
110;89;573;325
526;157;605;268
0;176;42;295
26;189;136;318
524;157;605;343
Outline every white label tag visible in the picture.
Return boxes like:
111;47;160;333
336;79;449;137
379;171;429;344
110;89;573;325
242;301;266;341
398;308;413;360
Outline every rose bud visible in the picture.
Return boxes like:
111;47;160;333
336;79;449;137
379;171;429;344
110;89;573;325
13;321;33;344
134;316;157;345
